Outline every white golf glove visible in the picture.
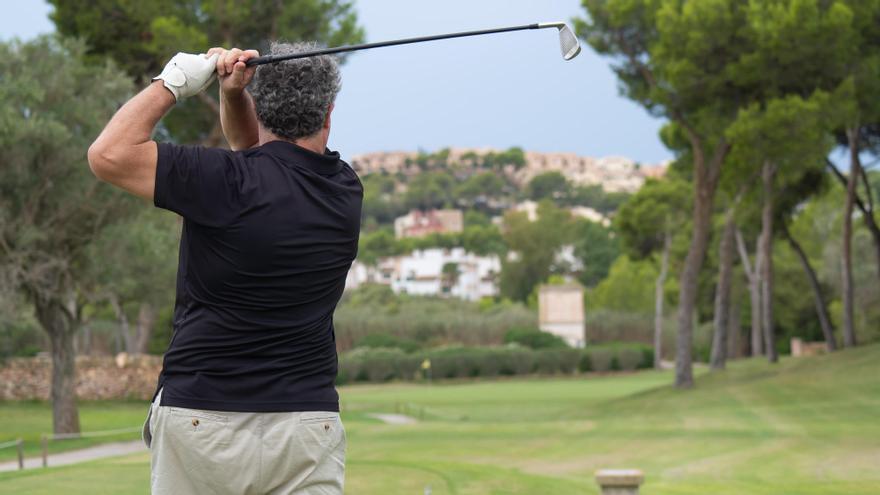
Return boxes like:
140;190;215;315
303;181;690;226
153;52;220;102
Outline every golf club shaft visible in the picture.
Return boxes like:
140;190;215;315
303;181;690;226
246;23;540;66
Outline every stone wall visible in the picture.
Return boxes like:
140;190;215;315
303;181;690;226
0;354;162;401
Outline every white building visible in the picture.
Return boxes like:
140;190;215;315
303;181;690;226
511;200;608;225
538;283;586;348
346;248;500;301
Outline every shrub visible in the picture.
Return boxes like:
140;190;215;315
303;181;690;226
504;327;568;349
584;310;653;344
355;333;420;353
580;343;654;373
610;355;621;371
334;289;537;351
337;347;419;384
578;352;592;372
639;347;654;369
587;348;613;372
337;341;655;385
617;348;643;371
533;348;581;374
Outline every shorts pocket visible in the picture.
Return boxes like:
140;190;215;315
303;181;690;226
166;407;232;447
299;412;339;448
299;412;339;425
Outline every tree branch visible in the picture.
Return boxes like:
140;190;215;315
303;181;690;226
826;157;870;215
735;227;754;281
859;160;874;212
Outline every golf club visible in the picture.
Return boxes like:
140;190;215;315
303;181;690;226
245;21;581;66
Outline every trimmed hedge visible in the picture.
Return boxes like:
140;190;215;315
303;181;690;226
336;342;653;385
579;342;654;372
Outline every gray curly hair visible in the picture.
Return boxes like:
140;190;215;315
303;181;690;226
249;42;341;141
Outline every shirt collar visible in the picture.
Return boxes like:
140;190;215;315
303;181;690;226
260;140;344;174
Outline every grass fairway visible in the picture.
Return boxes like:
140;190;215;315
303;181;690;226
1;344;878;494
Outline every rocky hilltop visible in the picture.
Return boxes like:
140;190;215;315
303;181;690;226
350;147;667;193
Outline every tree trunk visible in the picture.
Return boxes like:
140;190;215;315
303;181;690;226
735;228;763;357
675;141;726;388
711;208;736;370
109;295;134;354
34;298;81;435
759;162;778;363
134;303;156;354
728;292;741;359
781;224;836;352
654;230;671;369
841;128;859;348
826;158;880;283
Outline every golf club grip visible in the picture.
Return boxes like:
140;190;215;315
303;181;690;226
246;23;540;66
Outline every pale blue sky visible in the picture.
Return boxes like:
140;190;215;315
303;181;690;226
0;0;672;164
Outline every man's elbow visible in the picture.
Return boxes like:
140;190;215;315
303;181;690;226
87;141;115;181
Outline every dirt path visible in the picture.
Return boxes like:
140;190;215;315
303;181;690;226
1;412;417;473
368;413;418;425
0;440;146;473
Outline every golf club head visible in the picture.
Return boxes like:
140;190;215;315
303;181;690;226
538;22;582;61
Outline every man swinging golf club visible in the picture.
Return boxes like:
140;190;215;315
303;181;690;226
87;21;579;494
88;42;361;494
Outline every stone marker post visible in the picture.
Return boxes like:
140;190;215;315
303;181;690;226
16;439;23;470
595;469;644;495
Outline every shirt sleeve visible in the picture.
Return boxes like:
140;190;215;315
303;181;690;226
154;143;251;227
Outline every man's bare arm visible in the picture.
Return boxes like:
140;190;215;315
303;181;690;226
89;52;218;200
87;82;174;200
212;47;261;151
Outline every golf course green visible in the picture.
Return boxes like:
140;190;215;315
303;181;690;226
1;344;878;494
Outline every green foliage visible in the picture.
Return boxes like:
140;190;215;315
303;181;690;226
587;257;660;314
403;171;456;210
49;0;366;80
49;0;366;143
337;345;596;385
147;305;174;355
0;35;134;311
406;148;451;170
0;316;43;360
355;333;421;353
500;202;574;301
578;343;654;373
504;327;569;349
86;208;179;313
454;172;507;202
357;228;401;266
563;184;630;214
726;92;834;183
461;224;506;256
482;147;527;170
615;178;692;259
570;219;620;287
335;287;537;350
337;339;655;385
525;172;569;201
361;174;406;227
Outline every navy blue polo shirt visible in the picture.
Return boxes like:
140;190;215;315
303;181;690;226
152;140;362;412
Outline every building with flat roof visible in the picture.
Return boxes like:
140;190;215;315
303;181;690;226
345;248;500;301
538;283;585;348
394;209;464;239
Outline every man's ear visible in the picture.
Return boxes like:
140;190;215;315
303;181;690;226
324;103;334;130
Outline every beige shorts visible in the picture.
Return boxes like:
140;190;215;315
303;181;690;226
143;390;345;495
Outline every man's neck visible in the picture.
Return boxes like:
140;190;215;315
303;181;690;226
258;128;326;155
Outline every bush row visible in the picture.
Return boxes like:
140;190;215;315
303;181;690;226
336;343;653;385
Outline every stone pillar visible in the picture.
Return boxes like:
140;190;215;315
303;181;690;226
595;469;644;495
